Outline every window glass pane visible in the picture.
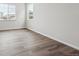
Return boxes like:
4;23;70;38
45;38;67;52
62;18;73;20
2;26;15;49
8;4;16;20
0;4;8;20
0;3;16;20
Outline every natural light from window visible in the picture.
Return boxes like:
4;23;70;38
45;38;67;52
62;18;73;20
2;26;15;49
0;3;16;20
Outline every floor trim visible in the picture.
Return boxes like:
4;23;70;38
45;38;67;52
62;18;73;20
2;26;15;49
0;28;25;32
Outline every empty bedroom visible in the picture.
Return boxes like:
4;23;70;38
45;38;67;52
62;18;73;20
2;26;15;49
0;3;79;56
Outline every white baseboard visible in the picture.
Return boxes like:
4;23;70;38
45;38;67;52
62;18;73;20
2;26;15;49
0;27;25;31
27;28;79;50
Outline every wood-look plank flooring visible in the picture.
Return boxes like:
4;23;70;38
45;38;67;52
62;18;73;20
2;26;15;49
0;29;79;56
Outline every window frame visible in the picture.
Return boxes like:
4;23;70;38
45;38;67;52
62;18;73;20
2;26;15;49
0;3;16;21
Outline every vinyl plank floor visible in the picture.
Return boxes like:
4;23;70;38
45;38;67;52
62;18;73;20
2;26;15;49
0;29;79;56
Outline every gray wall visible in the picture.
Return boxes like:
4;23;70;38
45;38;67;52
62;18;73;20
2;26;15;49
0;3;25;30
26;3;79;50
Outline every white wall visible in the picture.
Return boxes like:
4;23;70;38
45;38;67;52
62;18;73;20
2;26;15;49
0;3;25;30
26;3;79;50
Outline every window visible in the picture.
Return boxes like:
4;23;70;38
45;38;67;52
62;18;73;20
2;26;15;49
0;3;16;20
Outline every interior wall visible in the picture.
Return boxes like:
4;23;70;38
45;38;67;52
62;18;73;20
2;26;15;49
0;3;25;30
26;3;79;50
